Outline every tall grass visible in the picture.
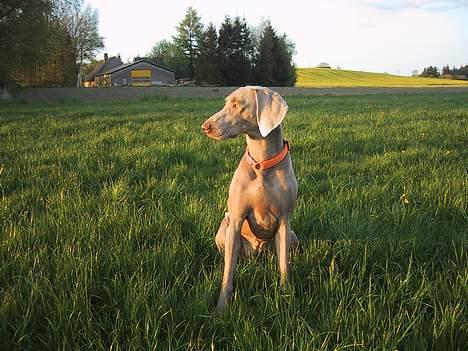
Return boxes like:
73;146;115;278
0;92;467;350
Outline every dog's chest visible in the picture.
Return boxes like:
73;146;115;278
244;177;289;238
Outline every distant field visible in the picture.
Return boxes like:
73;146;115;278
296;67;468;87
1;93;467;350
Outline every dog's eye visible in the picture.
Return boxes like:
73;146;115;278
232;103;238;109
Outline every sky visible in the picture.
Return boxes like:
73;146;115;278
85;0;468;76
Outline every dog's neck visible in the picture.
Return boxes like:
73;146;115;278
245;126;284;163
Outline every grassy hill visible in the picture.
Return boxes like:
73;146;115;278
296;67;468;87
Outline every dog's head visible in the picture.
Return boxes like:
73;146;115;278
201;86;289;140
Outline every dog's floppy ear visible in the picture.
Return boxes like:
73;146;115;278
253;87;289;137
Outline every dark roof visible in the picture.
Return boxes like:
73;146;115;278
96;59;175;76
85;56;123;81
316;62;331;68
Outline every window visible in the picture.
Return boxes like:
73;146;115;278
131;69;152;86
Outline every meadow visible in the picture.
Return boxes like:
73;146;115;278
296;68;468;88
0;92;467;350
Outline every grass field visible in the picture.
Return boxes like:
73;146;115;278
296;68;468;88
1;92;467;350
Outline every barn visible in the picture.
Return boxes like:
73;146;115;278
316;62;331;69
95;59;175;87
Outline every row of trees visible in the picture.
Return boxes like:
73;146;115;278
0;0;103;88
441;64;468;77
147;7;296;86
419;66;440;77
419;65;468;78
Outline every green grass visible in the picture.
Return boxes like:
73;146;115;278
1;93;467;350
296;67;468;87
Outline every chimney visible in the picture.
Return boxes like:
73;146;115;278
104;53;108;62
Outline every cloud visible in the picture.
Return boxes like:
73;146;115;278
362;0;468;11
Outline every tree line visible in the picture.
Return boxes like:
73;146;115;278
147;7;296;86
441;65;468;77
1;4;296;88
0;0;103;89
419;64;468;78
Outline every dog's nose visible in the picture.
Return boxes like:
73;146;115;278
201;122;211;133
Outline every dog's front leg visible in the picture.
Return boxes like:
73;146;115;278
275;220;291;286
216;218;242;311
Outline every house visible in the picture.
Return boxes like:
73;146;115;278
316;62;331;69
84;53;123;87
94;58;176;87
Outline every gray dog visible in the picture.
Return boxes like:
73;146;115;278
201;86;299;311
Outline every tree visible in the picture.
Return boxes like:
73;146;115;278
254;21;296;86
451;64;468;77
420;66;440;77
147;39;189;79
57;4;104;86
254;22;275;85
146;7;297;86
217;16;234;85
229;17;254;85
273;34;296;86
173;7;203;80
0;0;103;88
0;0;52;87
442;65;451;75
218;16;254;85
196;23;221;84
44;19;78;86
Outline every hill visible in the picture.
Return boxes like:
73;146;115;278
296;68;468;87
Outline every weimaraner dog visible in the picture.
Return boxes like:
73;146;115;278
201;86;299;311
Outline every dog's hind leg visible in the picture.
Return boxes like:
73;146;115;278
215;213;230;254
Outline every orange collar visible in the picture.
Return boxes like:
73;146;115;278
245;140;290;171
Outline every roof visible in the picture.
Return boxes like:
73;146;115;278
96;59;175;76
316;62;331;68
85;56;123;81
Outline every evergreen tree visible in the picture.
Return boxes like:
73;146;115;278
451;65;468;77
196;23;221;84
254;23;275;85
272;34;296;86
420;66;440;77
173;7;203;80
461;65;468;77
218;16;253;85
231;17;254;84
441;65;451;75
254;21;296;86
217;16;234;85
